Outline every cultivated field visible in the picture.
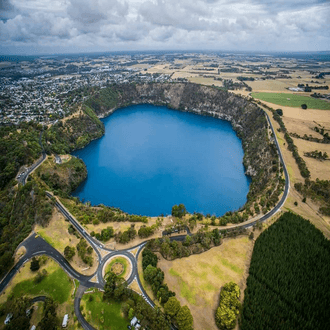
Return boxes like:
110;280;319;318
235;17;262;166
252;92;330;110
158;236;253;330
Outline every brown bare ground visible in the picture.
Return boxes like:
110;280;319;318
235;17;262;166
157;236;253;330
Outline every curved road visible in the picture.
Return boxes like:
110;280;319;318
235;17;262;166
0;108;290;329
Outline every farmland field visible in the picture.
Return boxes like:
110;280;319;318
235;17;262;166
251;92;330;110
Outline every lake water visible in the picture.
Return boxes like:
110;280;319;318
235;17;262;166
72;104;250;216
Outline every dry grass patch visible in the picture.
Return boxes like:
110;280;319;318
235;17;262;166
188;76;224;87
35;208;98;275
14;246;26;263
158;236;253;330
292;137;330;180
128;278;142;295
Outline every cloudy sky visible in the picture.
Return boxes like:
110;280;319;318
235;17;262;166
0;0;329;54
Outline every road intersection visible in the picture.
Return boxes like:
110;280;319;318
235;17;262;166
0;108;290;329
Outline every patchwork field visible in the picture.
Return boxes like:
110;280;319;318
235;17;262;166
158;236;253;330
252;92;330;110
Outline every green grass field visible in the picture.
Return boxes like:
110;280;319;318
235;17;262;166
105;257;129;278
10;268;72;304
251;92;330;110
82;291;128;330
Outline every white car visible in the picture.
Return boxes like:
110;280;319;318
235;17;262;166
4;313;13;325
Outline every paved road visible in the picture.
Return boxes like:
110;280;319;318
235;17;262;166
18;131;47;185
1;107;289;329
0;234;96;294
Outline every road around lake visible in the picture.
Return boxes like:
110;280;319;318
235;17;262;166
0;108;290;330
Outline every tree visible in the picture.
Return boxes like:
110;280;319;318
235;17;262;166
215;282;240;330
171;204;187;218
176;305;193;330
104;271;128;301
6;296;31;330
142;248;158;271
64;246;75;260
275;109;283;116
30;257;40;271
38;297;58;330
164;297;181;318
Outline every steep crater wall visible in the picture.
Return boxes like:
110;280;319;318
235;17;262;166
85;83;279;208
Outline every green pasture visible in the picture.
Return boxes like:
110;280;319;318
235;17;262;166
82;291;128;330
10;268;72;304
251;92;330;110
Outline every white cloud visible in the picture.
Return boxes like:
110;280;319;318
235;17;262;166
0;0;329;53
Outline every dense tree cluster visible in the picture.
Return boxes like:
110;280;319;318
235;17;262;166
0;122;42;189
37;156;87;196
164;298;194;330
3;296;32;330
115;225;137;244
64;245;75;260
142;248;175;305
104;271;171;329
38;298;59;330
171;204;187;218
0;180;53;278
241;212;330;330
61;199;148;226
76;238;93;266
215;282;241;330
43;105;104;155
138;224;157;238
147;228;223;260
91;226;114;242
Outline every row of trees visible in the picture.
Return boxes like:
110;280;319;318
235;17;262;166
147;227;222;260
142;248;194;329
142;248;175;304
272;106;310;178
241;212;330;330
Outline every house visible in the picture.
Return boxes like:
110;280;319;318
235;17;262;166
62;314;69;328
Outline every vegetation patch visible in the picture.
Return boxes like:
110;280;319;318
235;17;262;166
215;282;241;330
1;258;72;305
241;212;330;330
157;236;252;330
252;92;330;110
105;257;129;279
81;291;128;330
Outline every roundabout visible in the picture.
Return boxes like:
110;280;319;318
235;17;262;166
102;255;132;281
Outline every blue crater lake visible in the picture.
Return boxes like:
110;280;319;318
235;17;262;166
72;104;251;216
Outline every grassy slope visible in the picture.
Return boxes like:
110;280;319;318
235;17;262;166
81;291;128;330
251;92;330;110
